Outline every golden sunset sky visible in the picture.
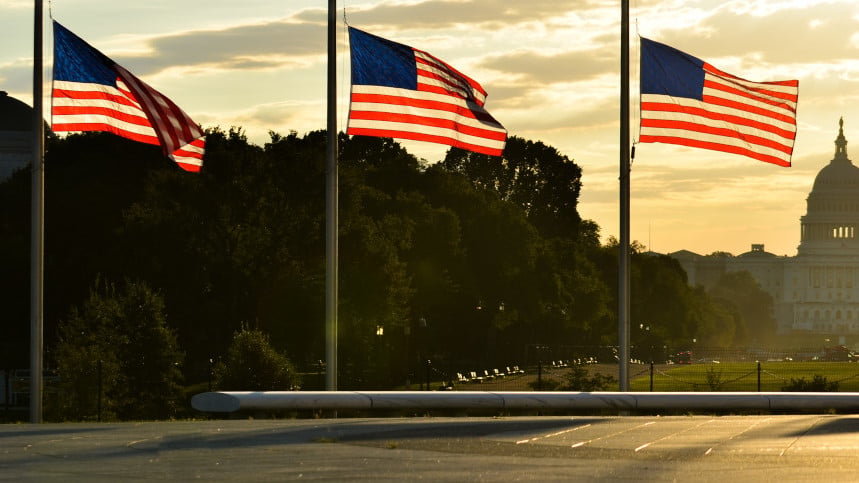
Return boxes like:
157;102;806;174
2;0;858;256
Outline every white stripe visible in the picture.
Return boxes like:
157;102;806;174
52;113;159;137
54;80;147;112
351;85;503;130
704;68;799;96
415;51;487;104
116;65;178;151
52;97;151;120
170;154;203;167
178;138;206;155
354;84;483;110
705;75;797;115
348;118;506;151
349;99;506;132
638;126;792;160
641;94;797;134
641;108;795;143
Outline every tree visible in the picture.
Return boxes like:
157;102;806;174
214;327;300;391
54;278;184;421
708;271;777;345
441;136;586;239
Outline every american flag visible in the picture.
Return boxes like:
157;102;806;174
639;37;798;167
347;27;507;156
51;21;205;172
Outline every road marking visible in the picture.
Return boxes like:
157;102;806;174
703;416;773;456
780;416;824;457
571;420;657;449
631;418;716;453
515;424;592;444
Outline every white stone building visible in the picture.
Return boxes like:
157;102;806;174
671;119;859;345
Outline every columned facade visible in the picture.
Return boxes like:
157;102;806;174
671;119;859;345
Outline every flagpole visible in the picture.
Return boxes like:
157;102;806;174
618;0;631;392
30;0;45;423
325;0;338;391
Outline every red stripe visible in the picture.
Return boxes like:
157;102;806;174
352;92;502;126
641;101;796;139
639;134;791;167
703;62;799;88
701;94;797;125
415;52;486;96
640;118;794;154
51;122;160;145
417;69;472;100
349;110;507;141
171;147;205;160
704;79;797;112
52;105;153;128
347;126;503;156
116;68;204;158
175;161;201;173
52;88;140;109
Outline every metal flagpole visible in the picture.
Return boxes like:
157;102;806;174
618;0;631;392
325;0;338;391
30;0;45;423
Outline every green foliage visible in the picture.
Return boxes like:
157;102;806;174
54;278;184;421
559;365;618;391
708;271;777;345
1;124;789;402
214;327;300;391
705;366;724;390
527;377;560;391
781;374;839;392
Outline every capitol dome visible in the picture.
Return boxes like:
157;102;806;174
799;118;859;256
810;118;859;192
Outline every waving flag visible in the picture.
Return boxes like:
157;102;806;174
639;37;798;167
347;27;507;156
51;21;205;172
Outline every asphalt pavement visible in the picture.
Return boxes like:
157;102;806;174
2;415;858;481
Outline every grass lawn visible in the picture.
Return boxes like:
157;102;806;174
630;362;859;392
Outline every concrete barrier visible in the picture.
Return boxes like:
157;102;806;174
191;391;859;413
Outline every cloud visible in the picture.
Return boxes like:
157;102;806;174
300;0;603;30
650;2;859;68
105;20;327;76
479;46;616;84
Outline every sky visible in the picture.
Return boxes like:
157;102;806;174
2;0;859;257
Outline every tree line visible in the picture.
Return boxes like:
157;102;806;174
0;129;776;419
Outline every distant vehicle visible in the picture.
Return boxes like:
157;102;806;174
824;345;852;362
674;351;692;364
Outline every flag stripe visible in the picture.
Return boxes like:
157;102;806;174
51;21;204;172
640;119;793;155
52;80;160;143
639;38;798;167
349;85;506;154
351;86;505;127
641;95;797;139
638;133;791;167
348;127;505;156
349;109;508;141
347;27;505;156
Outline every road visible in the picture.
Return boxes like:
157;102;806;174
2;415;858;481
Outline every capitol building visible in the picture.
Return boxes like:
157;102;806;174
671;119;859;346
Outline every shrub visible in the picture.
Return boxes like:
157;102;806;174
781;374;839;392
215;327;300;391
560;365;617;391
54;278;184;421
